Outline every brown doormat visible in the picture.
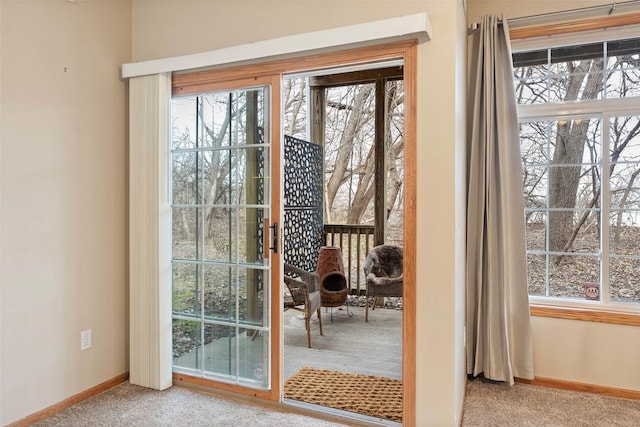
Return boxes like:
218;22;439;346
283;366;402;422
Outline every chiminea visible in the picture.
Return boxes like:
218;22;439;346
316;246;348;307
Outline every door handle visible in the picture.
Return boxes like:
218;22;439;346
269;221;279;254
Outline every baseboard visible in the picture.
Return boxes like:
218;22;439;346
515;376;640;400
7;372;129;427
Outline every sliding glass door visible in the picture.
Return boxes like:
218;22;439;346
170;84;275;389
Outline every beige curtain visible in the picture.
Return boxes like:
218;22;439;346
466;15;534;385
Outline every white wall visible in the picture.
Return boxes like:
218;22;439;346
0;1;131;424
468;0;640;393
532;317;640;389
132;0;468;425
416;2;468;425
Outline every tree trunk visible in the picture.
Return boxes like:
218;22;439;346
385;82;404;219
548;59;603;252
325;86;374;214
347;145;375;223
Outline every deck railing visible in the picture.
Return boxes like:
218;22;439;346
323;224;375;295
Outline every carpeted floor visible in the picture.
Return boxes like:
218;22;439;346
284;367;402;422
32;378;640;426
462;378;640;426
34;383;342;427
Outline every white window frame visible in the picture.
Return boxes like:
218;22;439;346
513;25;640;314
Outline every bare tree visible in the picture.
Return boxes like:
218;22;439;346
548;59;603;253
283;79;306;138
325;85;374;220
385;81;404;220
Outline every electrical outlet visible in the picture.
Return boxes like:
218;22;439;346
81;329;92;350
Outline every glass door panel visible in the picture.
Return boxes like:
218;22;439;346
171;85;271;389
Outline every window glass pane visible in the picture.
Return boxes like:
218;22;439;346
520;121;552;165
238;331;268;385
570;212;600;253
549;65;604;103
514;73;549;104
610;115;640;163
200;92;233;147
549;254;600;299
173;319;201;370
610;212;640;256
514;50;550;104
172;151;199;205
237;147;268;206
203;264;235;320
548;166;599;209
203;324;237;376
550;43;604;64
610;162;640;202
173;262;199;315
610;257;640;303
203;207;234;262
172;97;197;150
527;254;547;296
551;43;604;102
549;119;601;165
605;39;640;99
523;167;547;209
526;213;546;251
172;207;199;260
238;208;265;265
547;209;600;255
202;149;235;206
239;268;265;326
201;325;266;384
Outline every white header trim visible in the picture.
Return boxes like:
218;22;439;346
121;13;431;79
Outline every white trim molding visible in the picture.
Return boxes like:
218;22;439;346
121;13;431;78
129;73;173;390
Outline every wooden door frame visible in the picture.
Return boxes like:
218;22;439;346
172;40;418;425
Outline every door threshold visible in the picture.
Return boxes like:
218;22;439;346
282;398;401;427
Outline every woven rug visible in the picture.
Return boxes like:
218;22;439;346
283;367;402;422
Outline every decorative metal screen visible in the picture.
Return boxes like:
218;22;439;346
284;135;324;272
255;126;265;291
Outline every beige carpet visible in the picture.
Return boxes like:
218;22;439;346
462;378;640;426
34;382;343;427
31;377;640;426
284;366;402;422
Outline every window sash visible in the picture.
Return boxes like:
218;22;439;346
519;104;640;311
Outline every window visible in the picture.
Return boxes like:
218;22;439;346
513;34;640;308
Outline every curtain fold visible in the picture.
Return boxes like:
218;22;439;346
466;15;534;385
